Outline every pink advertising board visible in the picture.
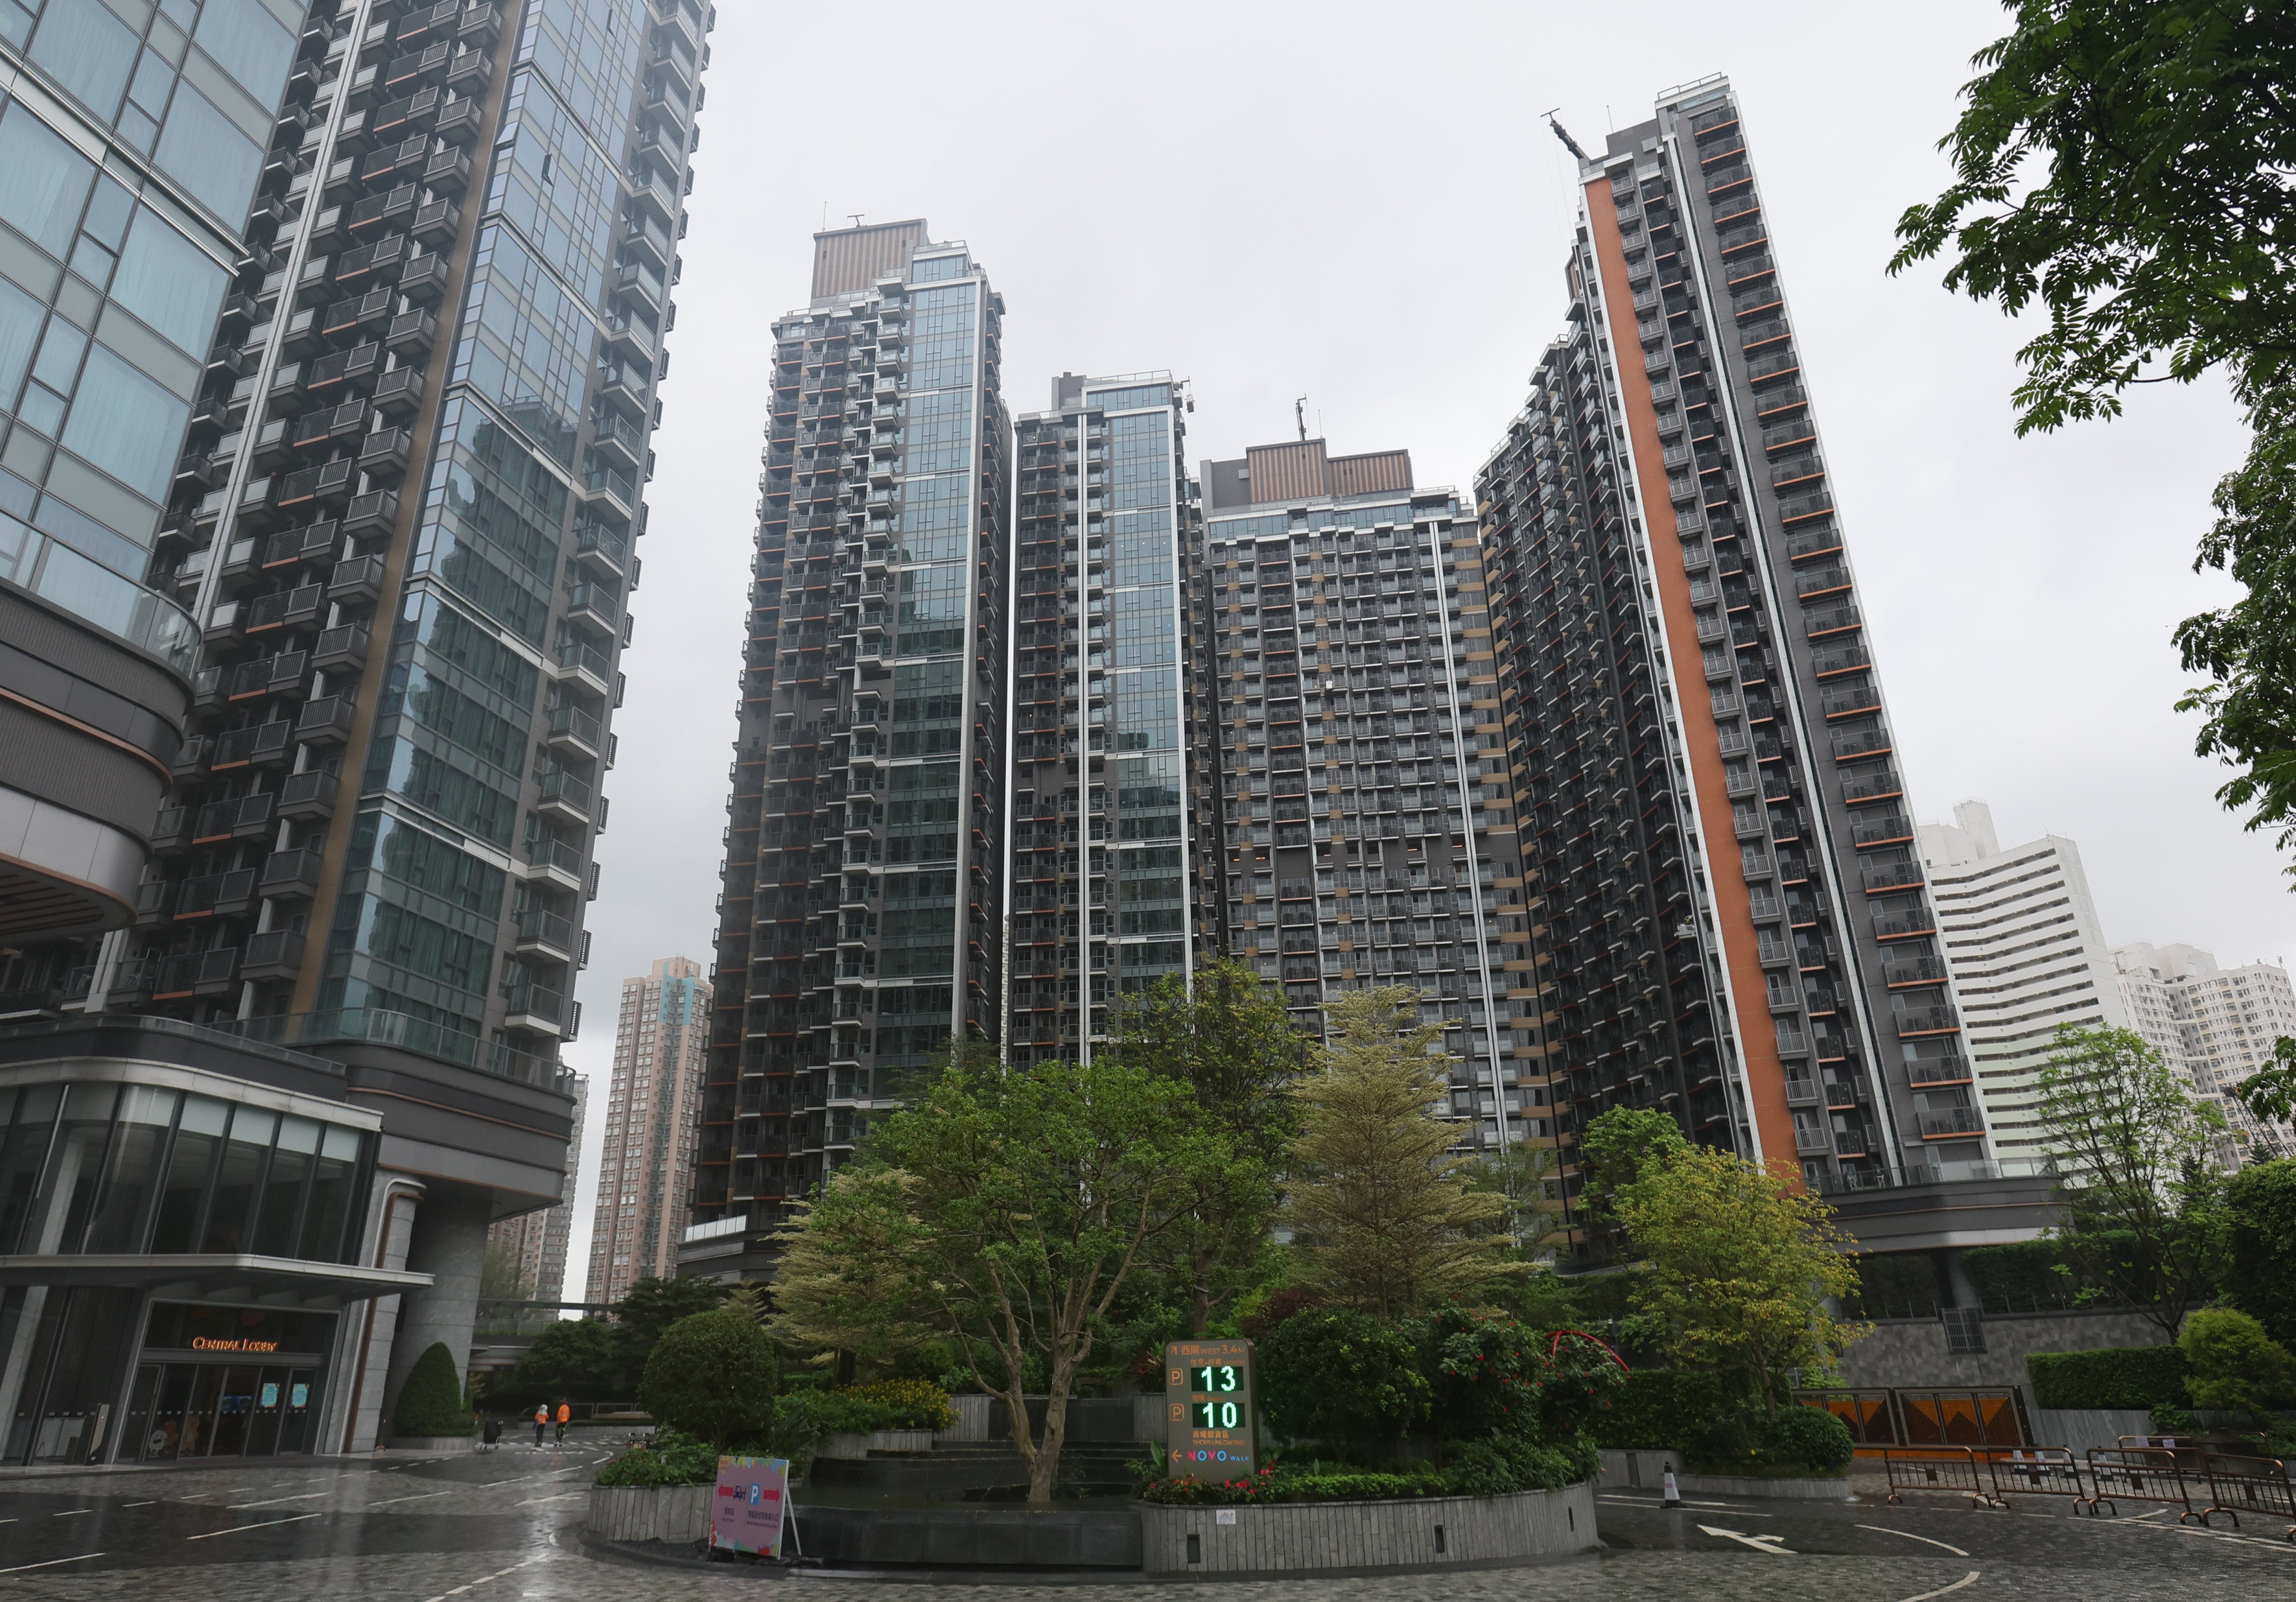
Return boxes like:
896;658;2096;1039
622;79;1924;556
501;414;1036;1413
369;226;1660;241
710;1455;789;1556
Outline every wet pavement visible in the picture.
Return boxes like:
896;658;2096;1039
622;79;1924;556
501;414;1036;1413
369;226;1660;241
0;1439;2289;1599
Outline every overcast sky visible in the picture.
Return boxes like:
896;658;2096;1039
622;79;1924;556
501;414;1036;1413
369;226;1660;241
556;0;2284;1290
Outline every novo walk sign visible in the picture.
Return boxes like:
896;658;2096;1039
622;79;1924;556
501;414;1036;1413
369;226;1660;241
1165;1338;1259;1476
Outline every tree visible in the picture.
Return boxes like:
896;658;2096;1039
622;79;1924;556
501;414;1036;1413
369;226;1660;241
1613;1143;1864;1413
1577;1106;1689;1222
1107;957;1304;1335
2033;1024;2230;1336
1285;987;1517;1315
1467;1138;1570;1254
479;1238;529;1300
2225;1157;2296;1346
2179;1305;2294;1416
391;1342;472;1438
1256;1307;1429;1455
766;1165;935;1372
611;1275;728;1393
639;1308;779;1448
514;1317;617;1403
870;1056;1240;1504
1891;3;2296;874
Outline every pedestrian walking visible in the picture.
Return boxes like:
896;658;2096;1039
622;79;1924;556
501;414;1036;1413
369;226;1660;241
482;1416;502;1452
555;1401;571;1444
533;1405;547;1447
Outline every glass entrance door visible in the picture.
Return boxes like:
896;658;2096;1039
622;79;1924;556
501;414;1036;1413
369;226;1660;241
127;1363;323;1460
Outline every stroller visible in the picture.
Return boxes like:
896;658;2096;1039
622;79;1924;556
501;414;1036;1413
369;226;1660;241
481;1417;503;1452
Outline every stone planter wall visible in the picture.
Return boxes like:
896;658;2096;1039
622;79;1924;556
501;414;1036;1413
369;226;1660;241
1138;1480;1598;1577
938;1394;992;1442
817;1428;937;1460
585;1483;713;1545
2029;1408;2155;1456
387;1434;475;1452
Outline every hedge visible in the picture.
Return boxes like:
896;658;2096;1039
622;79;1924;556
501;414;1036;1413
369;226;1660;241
2026;1345;2189;1410
1583;1368;1745;1452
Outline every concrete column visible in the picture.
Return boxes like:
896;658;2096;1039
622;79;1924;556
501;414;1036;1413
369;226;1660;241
380;1181;492;1430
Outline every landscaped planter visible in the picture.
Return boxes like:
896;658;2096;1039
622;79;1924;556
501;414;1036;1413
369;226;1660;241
585;1483;713;1544
1138;1480;1599;1576
817;1428;936;1459
1598;1448;1852;1502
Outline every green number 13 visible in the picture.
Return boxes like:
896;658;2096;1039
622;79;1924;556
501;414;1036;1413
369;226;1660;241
1190;1364;1239;1393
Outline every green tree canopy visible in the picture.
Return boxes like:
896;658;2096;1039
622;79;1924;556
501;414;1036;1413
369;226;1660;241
2226;1157;2296;1346
766;1164;935;1372
612;1275;728;1392
639;1308;779;1448
513;1316;617;1403
1612;1143;1864;1412
1285;987;1517;1315
2034;1023;2230;1335
1892;2;2296;875
869;1056;1242;1504
1578;1106;1689;1224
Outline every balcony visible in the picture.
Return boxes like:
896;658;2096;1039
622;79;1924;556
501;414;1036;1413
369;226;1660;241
175;868;258;920
572;520;629;577
1831;728;1892;762
1794;1122;1832;1157
1894;1005;1958;1036
515;836;587;892
343;488;401;538
544;701;604;760
278;768;340;822
241;928;306;982
514;907;578;962
590;407;646;473
1840;767;1903;804
535;768;595;826
1883;955;1949;987
547;637;613;696
257;847;324;901
276;458;357;514
152;946;239;1000
502;979;568;1036
373;365;425;417
1908;1054;1974;1088
1861;860;1924;894
1873;907;1938;940
1920;1109;1986;1141
582;461;639;522
357;426;412;478
210;720;293;772
413;197;461;248
1784;1073;1820;1104
1804;603;1861;640
312;620;372;673
422;145;473;195
293;694;358;747
192;791;275;843
385;309;438;357
398;252;451;304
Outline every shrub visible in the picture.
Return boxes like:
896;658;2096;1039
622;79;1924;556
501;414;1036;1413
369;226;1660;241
638;1309;778;1447
815;1378;955;1433
1419;1305;1546;1441
1759;1405;1854;1472
1584;1367;1750;1453
2180;1306;2295;1415
594;1426;722;1486
1259;1308;1429;1452
1238;1286;1326;1342
1962;1240;2082;1313
2026;1345;2190;1410
391;1342;473;1438
1537;1328;1630;1439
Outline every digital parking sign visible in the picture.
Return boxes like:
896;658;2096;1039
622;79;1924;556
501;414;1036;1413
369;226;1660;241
1164;1337;1258;1477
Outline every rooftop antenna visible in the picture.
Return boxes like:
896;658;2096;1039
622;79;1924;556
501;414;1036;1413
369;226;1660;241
1544;108;1591;163
1295;396;1308;442
847;213;865;229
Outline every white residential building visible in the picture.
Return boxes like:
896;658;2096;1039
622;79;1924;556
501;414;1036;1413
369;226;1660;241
585;959;713;1304
2112;942;2296;1166
1918;801;2126;1153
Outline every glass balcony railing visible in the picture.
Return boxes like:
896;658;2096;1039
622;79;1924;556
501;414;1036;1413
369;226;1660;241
215;1007;570;1090
0;514;200;673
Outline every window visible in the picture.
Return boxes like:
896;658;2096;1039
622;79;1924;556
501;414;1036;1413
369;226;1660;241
0;101;96;258
154;84;262;225
0;274;41;403
192;0;295;101
112;207;227;354
29;0;138;121
62;342;183;501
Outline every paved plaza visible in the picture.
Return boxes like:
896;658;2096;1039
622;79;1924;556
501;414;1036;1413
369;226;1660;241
0;1438;2290;1600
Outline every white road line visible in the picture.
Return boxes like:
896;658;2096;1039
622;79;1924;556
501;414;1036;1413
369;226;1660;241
0;1553;104;1576
1897;1573;1980;1602
415;1552;547;1602
121;1501;157;1508
227;1491;331;1509
514;1493;582;1506
1697;1522;1793;1554
1858;1523;1971;1558
185;1512;322;1540
367;1490;454;1506
51;1509;93;1517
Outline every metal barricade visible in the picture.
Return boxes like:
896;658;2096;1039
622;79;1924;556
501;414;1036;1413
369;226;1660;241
2084;1447;2200;1523
1881;1446;2003;1508
2196;1453;2296;1539
1984;1447;2089;1511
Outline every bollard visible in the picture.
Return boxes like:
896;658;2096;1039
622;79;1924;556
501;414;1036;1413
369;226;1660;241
1662;1465;1682;1509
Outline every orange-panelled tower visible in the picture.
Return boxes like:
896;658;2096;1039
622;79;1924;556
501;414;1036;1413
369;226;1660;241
1477;77;1987;1245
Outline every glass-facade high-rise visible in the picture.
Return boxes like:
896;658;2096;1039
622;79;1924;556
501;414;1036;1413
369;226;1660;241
1004;372;1205;1066
683;223;1010;1282
0;0;713;1462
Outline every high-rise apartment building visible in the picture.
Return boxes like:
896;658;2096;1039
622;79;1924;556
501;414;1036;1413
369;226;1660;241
683;222;1010;1283
2114;941;2296;1166
487;1067;583;1299
1199;438;1530;1150
1004;371;1206;1065
585;958;704;1301
0;0;712;1463
1477;77;1988;1229
1916;801;2124;1154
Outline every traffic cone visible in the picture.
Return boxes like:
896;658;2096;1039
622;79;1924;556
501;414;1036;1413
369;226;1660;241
1662;1465;1681;1509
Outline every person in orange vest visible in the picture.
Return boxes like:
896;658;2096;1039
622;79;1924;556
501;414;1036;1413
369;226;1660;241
533;1404;548;1447
555;1401;571;1444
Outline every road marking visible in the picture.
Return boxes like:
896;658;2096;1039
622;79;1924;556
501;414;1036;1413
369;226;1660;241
416;1552;547;1602
227;1491;331;1509
0;1553;104;1575
1858;1523;1971;1558
121;1501;157;1508
51;1508;93;1517
1697;1522;1794;1554
368;1490;453;1506
185;1512;322;1540
1897;1573;1980;1602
